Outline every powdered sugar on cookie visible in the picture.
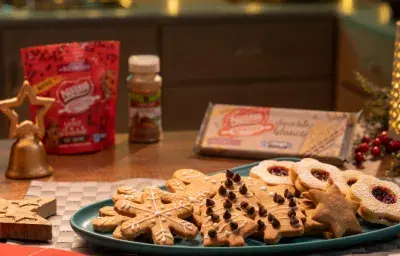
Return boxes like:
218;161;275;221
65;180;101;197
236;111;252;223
250;160;294;186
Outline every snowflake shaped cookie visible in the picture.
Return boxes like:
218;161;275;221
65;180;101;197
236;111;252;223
115;187;198;245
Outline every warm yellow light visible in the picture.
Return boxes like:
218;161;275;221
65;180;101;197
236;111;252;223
119;0;132;8
54;0;63;4
167;0;179;16
378;3;391;25
87;10;101;18
340;0;354;16
244;3;262;14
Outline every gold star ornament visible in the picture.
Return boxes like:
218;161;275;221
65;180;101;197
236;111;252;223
0;80;55;179
0;80;54;139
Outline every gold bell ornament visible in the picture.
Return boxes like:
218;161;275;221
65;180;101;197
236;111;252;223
0;80;55;179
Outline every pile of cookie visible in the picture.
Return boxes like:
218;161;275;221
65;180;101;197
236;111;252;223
91;158;400;247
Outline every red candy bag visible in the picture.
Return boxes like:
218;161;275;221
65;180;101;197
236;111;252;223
20;41;120;154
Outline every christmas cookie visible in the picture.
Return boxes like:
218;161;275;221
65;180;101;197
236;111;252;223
165;178;214;226
252;189;305;244
112;186;143;203
292;158;348;195
92;205;131;233
302;209;328;236
308;181;362;238
342;170;367;187
250;160;294;186
116;187;198;245
172;168;225;187
199;197;257;247
348;175;400;225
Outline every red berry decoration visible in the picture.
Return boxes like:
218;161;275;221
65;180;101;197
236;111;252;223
378;131;391;145
394;140;400;151
361;136;371;144
371;146;381;157
372;138;381;146
354;152;365;165
387;140;400;153
357;142;369;153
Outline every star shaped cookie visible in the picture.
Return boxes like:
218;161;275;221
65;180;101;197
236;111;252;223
308;182;362;238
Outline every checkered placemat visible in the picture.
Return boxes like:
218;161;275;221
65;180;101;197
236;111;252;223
6;179;165;255
6;179;400;256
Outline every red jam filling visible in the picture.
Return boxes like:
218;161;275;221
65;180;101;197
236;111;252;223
268;166;289;177
347;179;357;186
372;186;397;204
311;169;330;181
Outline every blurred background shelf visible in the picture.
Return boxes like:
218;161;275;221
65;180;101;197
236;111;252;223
0;0;395;137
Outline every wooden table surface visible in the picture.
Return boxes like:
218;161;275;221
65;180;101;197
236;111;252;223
0;131;390;200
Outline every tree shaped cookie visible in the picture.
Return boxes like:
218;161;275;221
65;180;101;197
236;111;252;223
211;171;265;216
199;197;257;247
308;181;362;238
0;197;56;241
252;188;305;244
116;187;198;245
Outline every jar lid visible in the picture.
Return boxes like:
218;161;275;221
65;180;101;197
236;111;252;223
129;55;160;73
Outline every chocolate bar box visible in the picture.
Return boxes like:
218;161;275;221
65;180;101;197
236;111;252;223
194;104;356;165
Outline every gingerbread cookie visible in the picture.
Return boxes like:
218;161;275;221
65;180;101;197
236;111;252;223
172;169;224;186
292;158;348;195
92;206;131;233
112;186;143;203
199;197;257;247
349;175;400;225
250;160;294;186
252;189;305;244
308;181;362;238
165;178;214;226
116;187;198;245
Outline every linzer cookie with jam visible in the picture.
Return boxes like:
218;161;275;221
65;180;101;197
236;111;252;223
250;160;294;186
20;41;120;154
194;104;355;165
292;158;349;195
348;175;400;226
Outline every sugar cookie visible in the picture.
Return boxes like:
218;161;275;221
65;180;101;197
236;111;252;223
342;170;366;187
253;189;305;244
199;196;257;246
349;175;400;225
308;182;362;238
250;160;294;186
293;158;348;195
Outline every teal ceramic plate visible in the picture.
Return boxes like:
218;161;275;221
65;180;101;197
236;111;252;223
70;158;400;255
